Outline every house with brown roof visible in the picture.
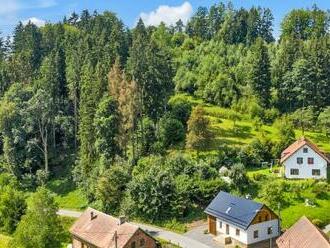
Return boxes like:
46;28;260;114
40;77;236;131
70;208;158;248
280;137;330;179
276;216;330;248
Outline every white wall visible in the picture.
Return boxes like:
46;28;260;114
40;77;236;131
284;145;328;179
216;219;248;244
216;218;279;245
246;219;279;244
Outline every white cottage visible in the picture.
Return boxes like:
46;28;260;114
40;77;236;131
280;137;329;179
205;191;280;248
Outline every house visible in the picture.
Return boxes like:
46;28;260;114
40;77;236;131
70;208;158;248
276;216;330;248
280;137;330;179
205;191;280;248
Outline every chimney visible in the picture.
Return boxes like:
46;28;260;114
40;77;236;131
118;216;126;225
90;211;97;220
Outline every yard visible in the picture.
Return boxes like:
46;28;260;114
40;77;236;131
247;167;330;229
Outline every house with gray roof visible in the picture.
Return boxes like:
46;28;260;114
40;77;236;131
205;191;280;248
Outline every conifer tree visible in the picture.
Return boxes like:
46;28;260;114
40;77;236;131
248;38;271;107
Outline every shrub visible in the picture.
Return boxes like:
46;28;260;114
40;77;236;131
252;173;266;181
312;218;325;228
229;163;249;192
158;115;185;148
312;181;329;198
168;100;192;127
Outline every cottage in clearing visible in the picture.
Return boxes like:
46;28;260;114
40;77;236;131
205;191;280;248
70;208;158;248
280;137;329;179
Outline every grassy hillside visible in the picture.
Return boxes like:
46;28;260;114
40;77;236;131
173;93;330;153
0;234;11;248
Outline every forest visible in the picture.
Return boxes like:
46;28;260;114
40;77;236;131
0;2;329;247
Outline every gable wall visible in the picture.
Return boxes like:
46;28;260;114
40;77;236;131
284;144;327;179
123;229;157;248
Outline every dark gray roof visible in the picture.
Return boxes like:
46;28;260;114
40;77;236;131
205;191;263;230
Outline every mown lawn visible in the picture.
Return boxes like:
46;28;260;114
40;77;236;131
247;168;330;229
46;178;88;210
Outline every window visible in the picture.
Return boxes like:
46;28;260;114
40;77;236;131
140;239;145;246
297;157;303;164
308;157;314;165
258;216;262;222
290;169;299;175
267;227;272;235
303;148;308;153
236;229;240;236
265;215;269;221
312;169;320;176
226;224;229;235
254;230;259;238
219;221;222;228
131;241;136;248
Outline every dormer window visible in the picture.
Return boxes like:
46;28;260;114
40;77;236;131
303;148;308;153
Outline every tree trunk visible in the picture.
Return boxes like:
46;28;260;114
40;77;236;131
44;130;49;174
74;91;78;151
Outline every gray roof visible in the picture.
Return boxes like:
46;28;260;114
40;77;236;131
205;191;263;230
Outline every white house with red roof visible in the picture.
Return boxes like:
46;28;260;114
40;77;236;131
280;137;330;179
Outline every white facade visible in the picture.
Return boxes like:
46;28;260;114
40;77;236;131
284;144;328;179
216;218;279;245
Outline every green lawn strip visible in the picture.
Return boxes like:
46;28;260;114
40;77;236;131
46;178;88;210
157;238;182;248
280;199;330;228
0;234;12;248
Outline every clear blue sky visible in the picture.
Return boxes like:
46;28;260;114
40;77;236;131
0;0;329;37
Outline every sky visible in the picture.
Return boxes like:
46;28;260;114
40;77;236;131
0;0;329;38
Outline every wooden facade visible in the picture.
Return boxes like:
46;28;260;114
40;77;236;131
250;205;278;225
208;215;217;235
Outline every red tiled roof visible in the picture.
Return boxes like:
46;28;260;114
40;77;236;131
70;208;139;248
276;216;330;248
280;137;330;164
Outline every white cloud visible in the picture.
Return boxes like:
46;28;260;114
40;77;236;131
139;1;193;27
23;17;46;27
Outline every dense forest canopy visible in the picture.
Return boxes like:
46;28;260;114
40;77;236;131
0;1;330;227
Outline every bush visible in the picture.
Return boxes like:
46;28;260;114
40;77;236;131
158;115;185;148
229;163;249;192
263;108;280;124
252;173;266;181
0;187;27;234
169;101;192;127
312;181;329;198
312;218;325;228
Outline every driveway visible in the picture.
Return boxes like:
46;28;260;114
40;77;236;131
57;209;214;248
184;224;224;248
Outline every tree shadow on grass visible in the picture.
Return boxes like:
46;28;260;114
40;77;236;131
46;177;76;196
